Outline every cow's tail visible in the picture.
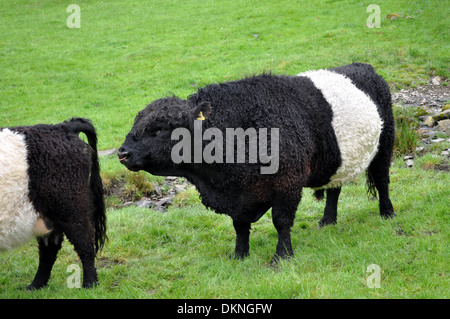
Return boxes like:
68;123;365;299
65;118;107;253
365;170;378;199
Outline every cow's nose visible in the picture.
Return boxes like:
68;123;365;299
118;150;130;162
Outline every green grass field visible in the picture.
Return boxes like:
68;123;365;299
0;0;449;299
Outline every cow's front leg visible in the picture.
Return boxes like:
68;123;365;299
231;220;251;259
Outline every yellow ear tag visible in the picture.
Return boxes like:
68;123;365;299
196;111;205;121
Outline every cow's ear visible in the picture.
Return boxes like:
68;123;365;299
190;102;212;121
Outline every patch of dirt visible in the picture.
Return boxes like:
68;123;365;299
433;163;450;172
104;179;131;201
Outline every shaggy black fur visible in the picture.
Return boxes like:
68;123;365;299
119;63;394;261
10;118;107;289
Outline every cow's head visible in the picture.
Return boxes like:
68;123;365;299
118;97;211;174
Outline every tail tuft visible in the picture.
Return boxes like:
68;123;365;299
366;171;378;200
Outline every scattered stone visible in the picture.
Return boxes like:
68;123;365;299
134;198;154;208
165;176;177;181
431;138;445;144
416;126;430;135
422;116;435;127
436;119;450;135
156;197;172;206
99;148;118;157
434;109;450;121
153;197;173;212
153;183;162;196
406;159;414;167
175;184;186;192
392;84;449;109
422;130;437;139
431;76;441;86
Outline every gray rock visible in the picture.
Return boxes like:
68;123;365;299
156;197;172;206
422;116;435;127
431;76;441;85
406;159;414;167
422;131;437;139
134;198;154;208
431;138;445;144
153;183;162;196
436;119;450;135
392;84;450;109
99;148;118;157
175;184;186;192
153;197;173;213
434;109;450;121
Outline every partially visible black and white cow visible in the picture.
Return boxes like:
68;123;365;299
0;118;107;289
119;63;395;262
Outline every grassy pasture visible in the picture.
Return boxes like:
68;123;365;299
0;0;449;299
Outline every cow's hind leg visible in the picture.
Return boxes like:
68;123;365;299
63;219;98;288
319;187;341;227
367;151;395;219
59;198;99;288
27;231;64;290
271;190;302;262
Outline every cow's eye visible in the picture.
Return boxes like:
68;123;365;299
151;130;161;137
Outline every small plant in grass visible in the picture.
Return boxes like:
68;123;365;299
121;170;155;201
415;153;445;170
100;157;162;204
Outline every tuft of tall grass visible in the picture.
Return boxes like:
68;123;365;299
393;105;420;156
100;156;163;204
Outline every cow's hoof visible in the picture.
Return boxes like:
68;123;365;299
229;251;249;260
381;211;395;219
318;217;337;228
